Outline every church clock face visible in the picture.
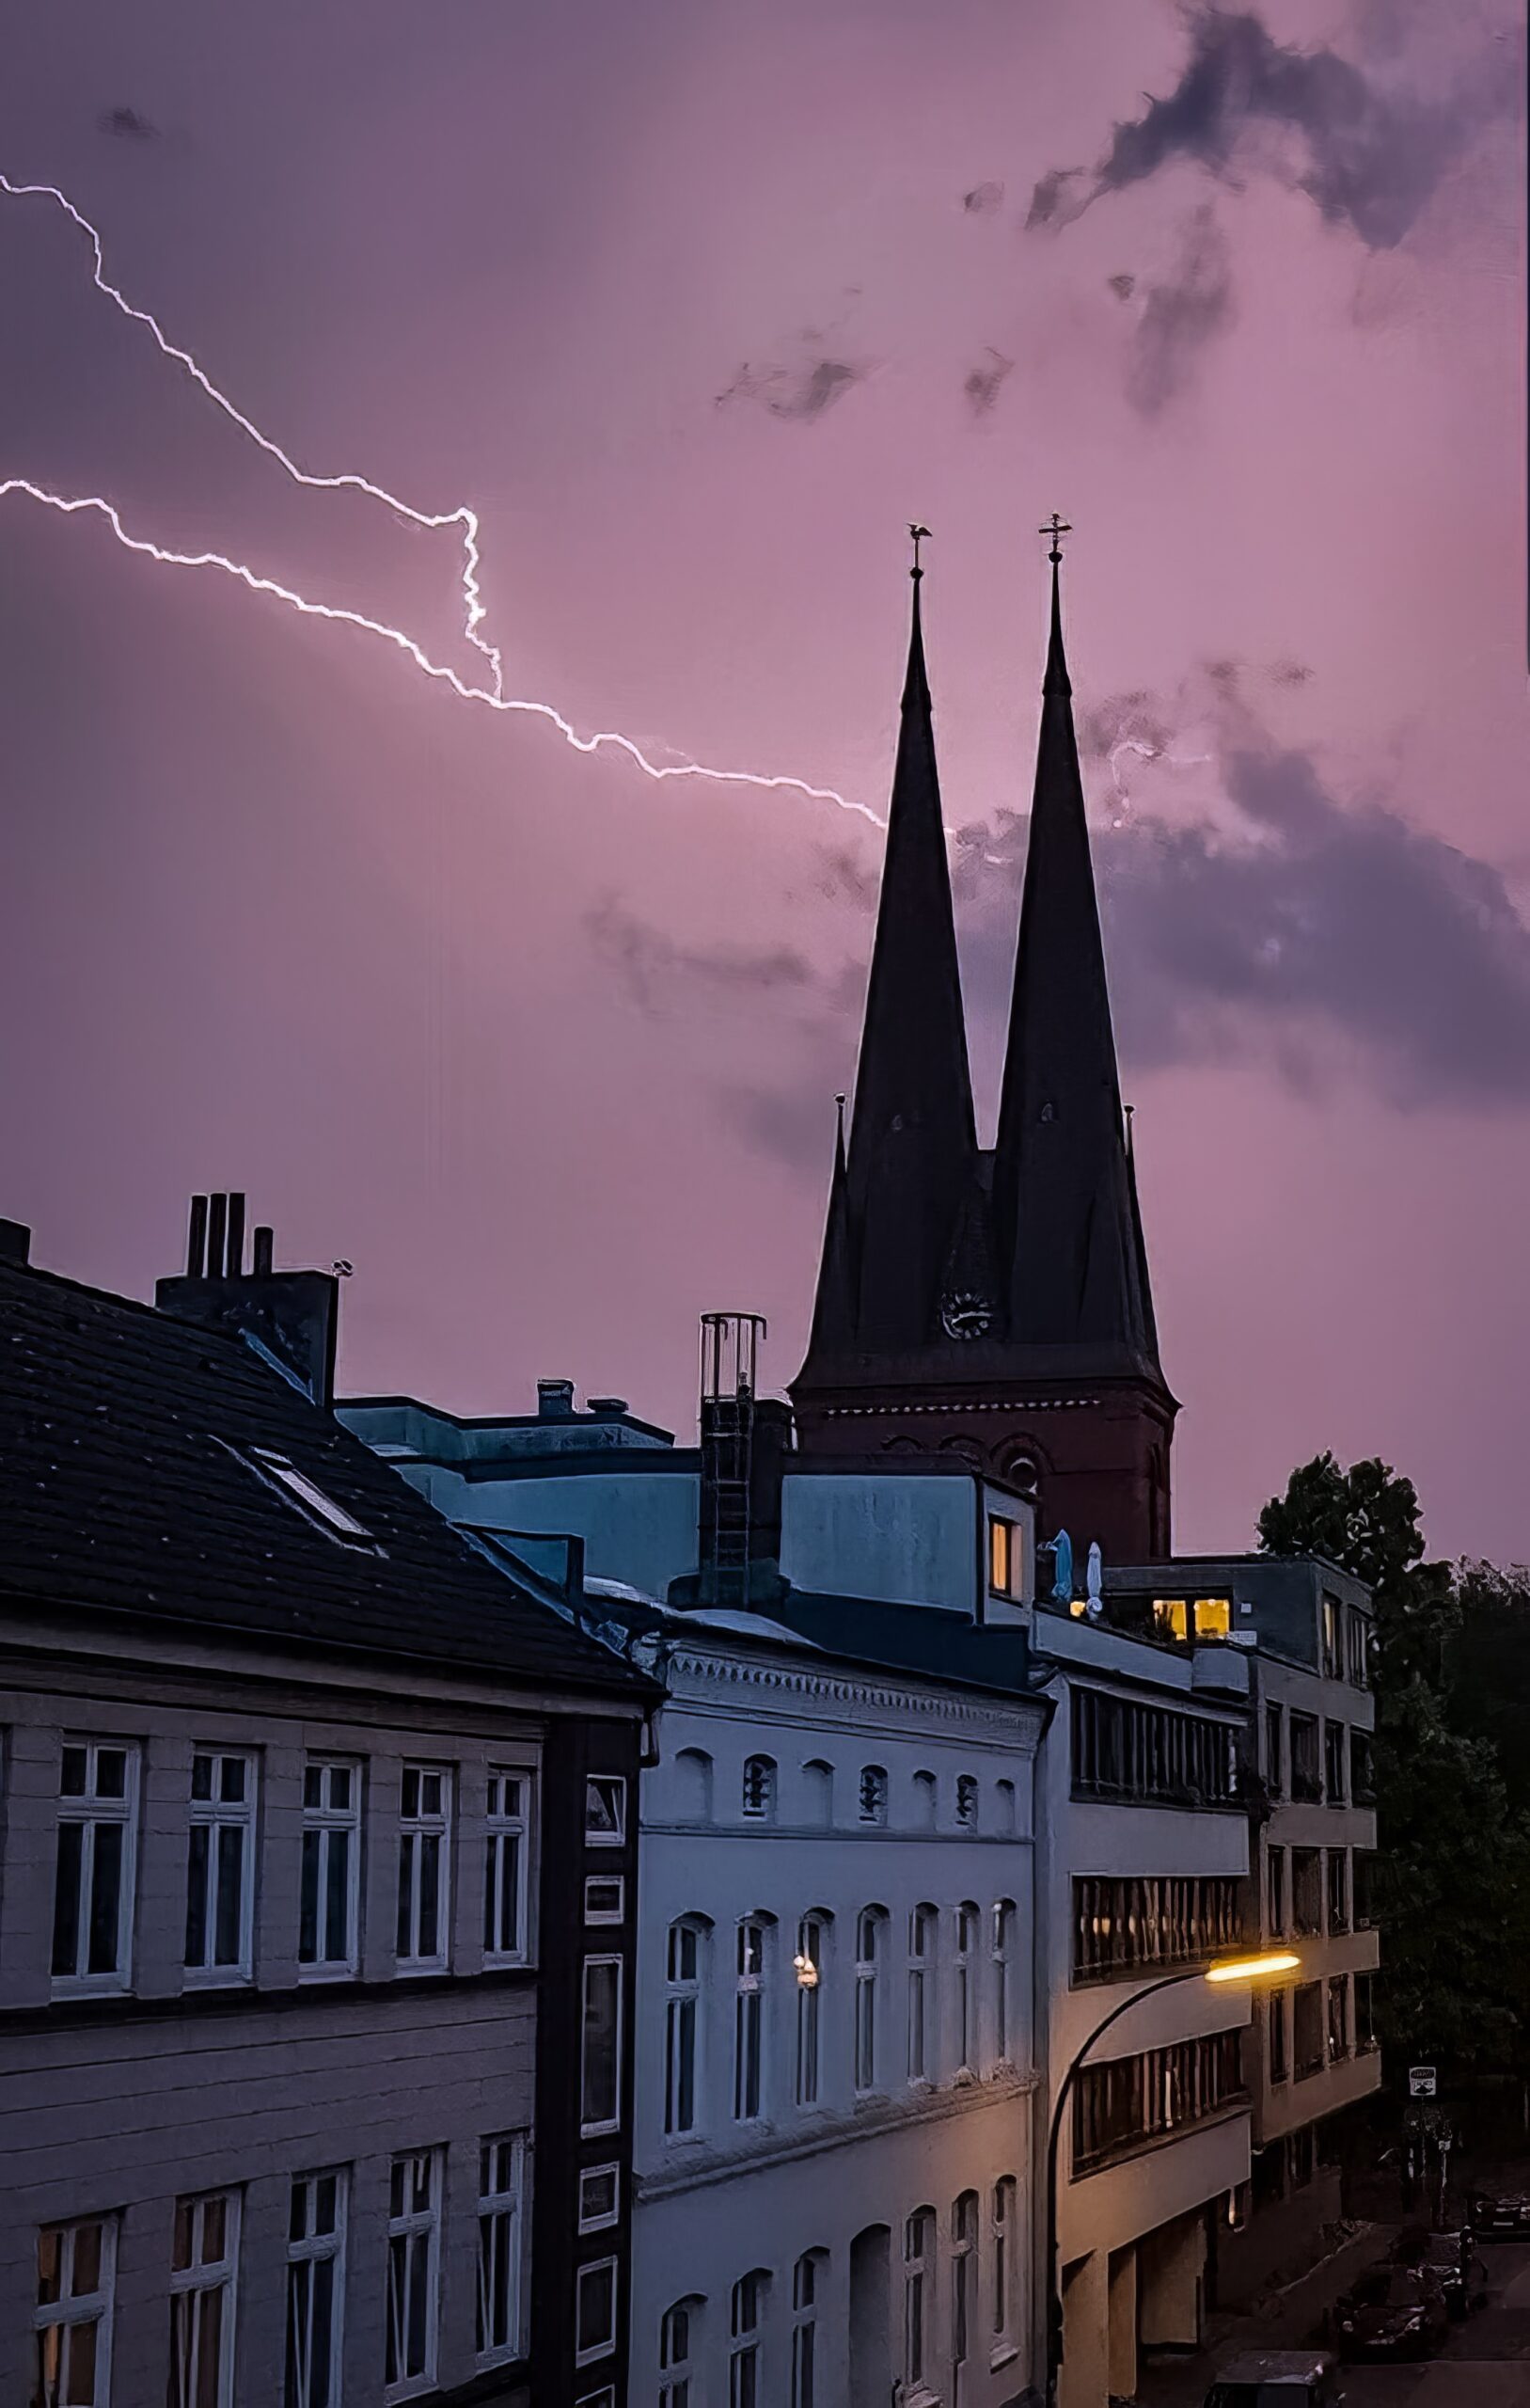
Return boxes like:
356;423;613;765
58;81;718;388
940;1291;993;1342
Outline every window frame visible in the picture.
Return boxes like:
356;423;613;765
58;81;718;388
184;1748;258;1986
854;1908;884;2095
574;2256;619;2370
954;1902;980;2074
240;1444;375;1545
396;1762;452;1974
857;1766;888;1828
476;2131;528;2368
988;1515;1016;1598
584;1775;627;1847
907;1903;937;2083
584;1874;624;1926
168;2188;242;2408
285;2168;348;2408
991;2176;1017;2358
952;2190;979;2381
1269;1987;1289;2083
660;2297;699;2408
299;1755;362;1979
734;1916;767;2124
581;1954;624;2138
904;2206;935;2392
665;1918;705;2139
992;1900;1016;2065
795;1913;827;2106
741;1755;777;1823
385;2147;444;2401
729;2270;766;2408
791;2250;825;2408
577;2164;621;2236
34;2214;118;2408
483;1766;532;1967
52;1736;140;1996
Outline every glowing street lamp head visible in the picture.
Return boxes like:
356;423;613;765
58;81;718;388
1204;1950;1301;1985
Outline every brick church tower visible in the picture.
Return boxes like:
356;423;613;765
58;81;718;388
790;528;1176;1561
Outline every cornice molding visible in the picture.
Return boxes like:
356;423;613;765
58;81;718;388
663;1648;1045;1750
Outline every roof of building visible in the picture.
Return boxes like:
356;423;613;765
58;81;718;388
0;1256;654;1699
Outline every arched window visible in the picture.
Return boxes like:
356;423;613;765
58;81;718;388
741;1755;777;1822
855;1908;887;2093
994;1777;1017;1837
791;2249;828;2408
952;2192;979;2383
660;2295;701;2407
802;1758;834;1828
907;1904;937;2082
992;1901;1016;2065
795;1913;828;2105
858;1766;888;1827
912;1770;938;1831
673;1749;713;1824
954;1902;980;2075
955;1774;979;1830
991;2177;1017;2349
1006;1452;1039;1497
904;2208;936;2389
730;2269;767;2408
734;1916;769;2123
665;1917;708;2136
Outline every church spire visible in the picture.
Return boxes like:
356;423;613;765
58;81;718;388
803;536;977;1359
992;525;1161;1372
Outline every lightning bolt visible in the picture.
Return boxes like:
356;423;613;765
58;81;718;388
0;172;880;828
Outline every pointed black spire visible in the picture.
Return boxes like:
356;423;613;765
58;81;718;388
801;544;977;1361
993;531;1161;1371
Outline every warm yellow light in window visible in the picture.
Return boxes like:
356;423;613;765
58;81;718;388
1153;1597;1189;1641
1193;1597;1232;1637
989;1517;1012;1596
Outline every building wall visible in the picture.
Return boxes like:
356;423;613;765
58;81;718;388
631;1642;1046;2408
0;1628;637;2408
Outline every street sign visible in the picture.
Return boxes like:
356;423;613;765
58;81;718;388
1410;2064;1437;2098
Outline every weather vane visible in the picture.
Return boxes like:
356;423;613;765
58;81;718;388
908;522;931;579
1039;512;1071;562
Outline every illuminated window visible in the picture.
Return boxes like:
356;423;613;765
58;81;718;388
1193;1597;1231;1638
1153;1598;1190;1642
988;1518;1014;1596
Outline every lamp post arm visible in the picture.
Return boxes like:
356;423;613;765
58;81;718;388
1045;1968;1205;2406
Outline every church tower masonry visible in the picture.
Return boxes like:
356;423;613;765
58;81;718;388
791;528;1176;1562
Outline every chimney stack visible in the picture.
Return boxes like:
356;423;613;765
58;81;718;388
537;1379;576;1420
158;1193;339;1406
0;1219;31;1266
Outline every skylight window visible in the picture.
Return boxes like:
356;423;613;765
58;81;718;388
245;1447;373;1541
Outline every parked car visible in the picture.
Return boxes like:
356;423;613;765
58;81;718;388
1391;2225;1487;2318
1470;2188;1530;2240
1334;2266;1449;2360
1203;2350;1345;2406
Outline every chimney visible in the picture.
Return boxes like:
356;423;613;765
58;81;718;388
157;1193;339;1406
537;1379;576;1420
588;1397;630;1419
0;1219;31;1265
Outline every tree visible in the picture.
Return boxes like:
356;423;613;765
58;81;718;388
1257;1450;1422;1597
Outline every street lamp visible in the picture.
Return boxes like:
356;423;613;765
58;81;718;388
1045;1950;1301;2407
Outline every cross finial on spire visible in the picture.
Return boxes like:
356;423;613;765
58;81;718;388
1039;511;1071;564
908;522;931;581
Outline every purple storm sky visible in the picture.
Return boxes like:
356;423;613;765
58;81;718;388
2;0;1526;1560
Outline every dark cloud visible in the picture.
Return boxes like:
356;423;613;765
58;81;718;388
717;356;866;422
1027;6;1512;250
962;181;1004;215
954;741;1530;1110
99;105;159;140
586;898;815;1017
963;347;1014;417
1124;204;1235;413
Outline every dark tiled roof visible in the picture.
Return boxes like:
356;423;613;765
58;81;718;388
0;1261;651;1698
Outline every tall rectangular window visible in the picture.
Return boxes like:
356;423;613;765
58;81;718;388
792;2254;822;2408
286;2171;346;2408
386;2149;442;2399
904;2209;934;2389
1326;1848;1349;1934
1355;1971;1378;2051
988;1516;1014;1596
954;1904;979;2072
907;1905;936;2081
185;1750;257;1980
396;1765;451;1972
1293;1981;1324;2077
1290;1714;1321;1800
854;1911;881;2094
1324;1721;1348;1803
951;2191;977;2379
795;1916;825;2105
666;1923;702;2136
52;1739;138;1990
730;2272;765;2408
581;1956;623;2135
300;1758;360;1976
575;2258;618;2369
483;1768;530;1963
1265;1703;1284;1794
477;2133;527;2367
1269;1988;1289;2083
584;1776;626;1846
992;1902;1015;2064
34;2217;116;2408
735;1919;765;2121
168;2191;241;2408
1321;1593;1342;1678
1328;1974;1350;2062
1292;1848;1322;1937
1267;1846;1286;1940
991;2177;1017;2349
